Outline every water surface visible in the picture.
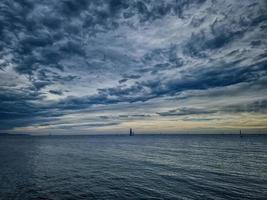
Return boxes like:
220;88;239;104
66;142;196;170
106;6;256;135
0;134;267;199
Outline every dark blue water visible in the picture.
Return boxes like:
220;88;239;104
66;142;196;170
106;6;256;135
0;135;267;200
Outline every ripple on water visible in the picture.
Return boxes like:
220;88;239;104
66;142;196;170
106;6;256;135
0;135;267;200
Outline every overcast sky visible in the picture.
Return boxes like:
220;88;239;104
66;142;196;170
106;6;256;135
0;0;267;135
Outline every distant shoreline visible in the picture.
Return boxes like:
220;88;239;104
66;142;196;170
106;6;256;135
0;133;30;136
1;133;265;137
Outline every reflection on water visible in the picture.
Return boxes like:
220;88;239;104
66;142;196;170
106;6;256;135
0;134;267;199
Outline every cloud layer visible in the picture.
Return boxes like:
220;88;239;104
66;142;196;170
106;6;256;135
0;0;267;134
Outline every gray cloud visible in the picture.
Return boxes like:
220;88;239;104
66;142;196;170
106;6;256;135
158;107;217;117
49;89;63;96
157;98;267;118
224;99;267;114
0;0;266;133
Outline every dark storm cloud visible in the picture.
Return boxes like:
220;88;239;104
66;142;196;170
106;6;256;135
0;0;208;75
79;56;266;104
0;89;59;129
52;122;121;129
49;89;63;96
182;118;217;122
118;74;141;84
118;78;128;84
140;45;185;73
118;114;151;118
158;107;217;116
158;99;267;118
33;80;52;90
224;99;267;114
183;14;267;58
0;0;267;132
122;74;141;79
150;58;266;96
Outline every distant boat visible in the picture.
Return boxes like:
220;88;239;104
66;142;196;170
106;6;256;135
129;128;134;136
239;130;243;138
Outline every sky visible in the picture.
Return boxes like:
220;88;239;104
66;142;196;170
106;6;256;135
0;0;267;135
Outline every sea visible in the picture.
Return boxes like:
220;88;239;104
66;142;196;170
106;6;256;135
0;134;267;200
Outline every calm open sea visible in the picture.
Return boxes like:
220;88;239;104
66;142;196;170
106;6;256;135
0;134;267;200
